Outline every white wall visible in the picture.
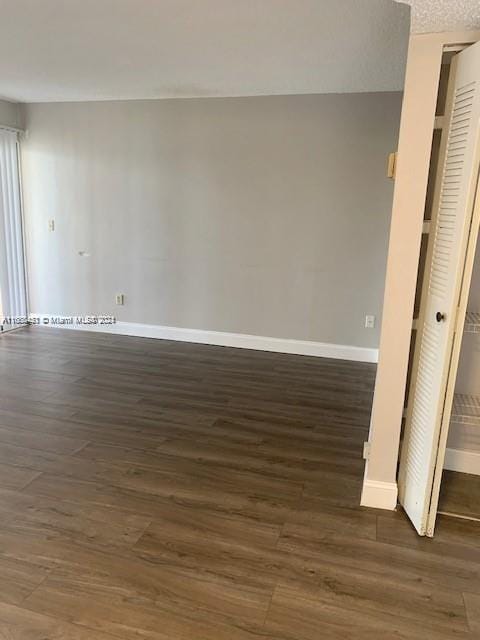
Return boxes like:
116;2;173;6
22;93;401;349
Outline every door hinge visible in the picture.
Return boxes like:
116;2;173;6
453;306;462;334
422;221;431;235
363;441;371;461
387;152;397;179
434;116;445;131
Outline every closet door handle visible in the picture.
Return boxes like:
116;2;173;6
436;312;446;323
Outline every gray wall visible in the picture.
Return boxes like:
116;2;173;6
0;100;22;128
22;93;401;348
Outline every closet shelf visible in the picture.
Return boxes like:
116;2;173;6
464;311;480;334
451;394;480;427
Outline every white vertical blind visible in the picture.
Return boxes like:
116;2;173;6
0;129;27;329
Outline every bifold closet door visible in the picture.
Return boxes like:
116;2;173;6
0;129;27;331
399;40;480;536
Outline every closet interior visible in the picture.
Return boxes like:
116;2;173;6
439;238;480;521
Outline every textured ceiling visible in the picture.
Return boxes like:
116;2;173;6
0;0;410;103
397;0;480;34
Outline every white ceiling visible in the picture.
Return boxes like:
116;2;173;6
398;0;480;34
0;0;410;103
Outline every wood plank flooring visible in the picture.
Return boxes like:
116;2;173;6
0;326;478;639
439;470;480;520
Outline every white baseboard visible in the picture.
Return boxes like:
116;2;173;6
444;448;480;476
360;479;398;510
29;315;378;363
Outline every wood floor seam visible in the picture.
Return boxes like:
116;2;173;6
7;598;123;640
261;578;280;629
17;569;53;606
18;470;44;492
461;592;472;633
68;441;93;457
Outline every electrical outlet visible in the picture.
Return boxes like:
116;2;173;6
365;315;375;329
48;219;55;232
115;294;125;306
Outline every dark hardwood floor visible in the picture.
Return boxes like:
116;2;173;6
439;470;480;521
0;326;478;639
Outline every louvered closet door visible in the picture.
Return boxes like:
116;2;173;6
400;41;480;536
